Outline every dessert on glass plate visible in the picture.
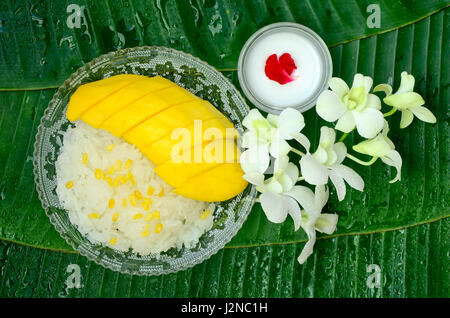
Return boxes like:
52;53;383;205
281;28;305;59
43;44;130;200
34;47;255;275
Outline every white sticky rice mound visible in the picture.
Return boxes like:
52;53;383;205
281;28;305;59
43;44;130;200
55;121;214;256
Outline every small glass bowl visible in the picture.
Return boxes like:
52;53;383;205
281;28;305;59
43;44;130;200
33;46;256;276
238;22;332;114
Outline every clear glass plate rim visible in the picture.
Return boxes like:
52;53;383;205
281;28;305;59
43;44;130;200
32;46;257;276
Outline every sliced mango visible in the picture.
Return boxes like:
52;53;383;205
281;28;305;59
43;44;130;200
154;139;240;188
123;99;225;147
143;117;238;165
173;163;248;202
81;76;175;128
66;75;248;202
67;74;144;121
100;85;198;137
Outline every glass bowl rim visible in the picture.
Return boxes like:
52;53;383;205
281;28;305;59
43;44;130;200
33;45;257;276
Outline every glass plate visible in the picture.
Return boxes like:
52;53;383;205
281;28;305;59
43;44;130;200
33;46;256;276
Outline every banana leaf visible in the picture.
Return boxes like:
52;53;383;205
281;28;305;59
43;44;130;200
0;219;448;297
0;0;449;297
0;0;448;90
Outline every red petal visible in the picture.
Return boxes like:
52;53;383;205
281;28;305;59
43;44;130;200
279;53;297;75
265;54;295;85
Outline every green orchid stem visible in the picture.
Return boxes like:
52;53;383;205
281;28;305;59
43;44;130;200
383;107;397;117
345;153;378;166
290;148;305;156
297;177;305;182
338;133;349;142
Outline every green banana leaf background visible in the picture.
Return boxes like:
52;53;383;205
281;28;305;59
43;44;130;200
0;0;449;297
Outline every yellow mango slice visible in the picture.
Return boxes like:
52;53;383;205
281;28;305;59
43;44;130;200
173;163;248;202
100;85;199;137
81;76;175;128
154;139;240;188
66;74;143;121
143;117;238;165
123;99;226;146
66;75;248;202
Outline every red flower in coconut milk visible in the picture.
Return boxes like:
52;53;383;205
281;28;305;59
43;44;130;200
264;53;297;85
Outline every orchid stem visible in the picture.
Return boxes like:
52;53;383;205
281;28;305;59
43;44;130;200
290;148;305;156
338;133;349;142
345;153;378;166
383;107;397;117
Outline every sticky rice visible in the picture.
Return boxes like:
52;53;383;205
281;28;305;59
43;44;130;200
55;121;214;255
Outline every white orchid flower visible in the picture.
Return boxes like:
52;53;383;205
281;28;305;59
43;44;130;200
240;145;270;187
266;108;310;154
316;74;384;139
241;108;309;159
374;71;437;128
353;121;402;183
258;156;302;231
300;127;364;201
287;185;338;264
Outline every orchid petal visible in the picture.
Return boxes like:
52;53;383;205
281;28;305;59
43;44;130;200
352;74;373;93
409;106;437;124
353;133;393;157
266;114;279;127
275;161;298;192
330;164;364;192
278;108;305;139
351;74;364;89
328;77;349;98
264;177;284;194
314;185;329;212
329;169;346;201
353;107;384;139
373;83;393;97
316;90;347;122
313;147;328;164
363;76;374;93
315;213;338;234
269;137;291;158
366;94;382;110
260;192;288;223
325;147;338;166
285;185;316;213
284;197;302;231
384;92;425;110
333;142;347;165
396;71;415;94
291;132;311;152
382;119;390;136
381;150;402;183
278;173;295;193
300;154;329;185
284;162;299;184
381;120;396;149
273;156;289;173
297;227;316;264
243;172;265;187
335;111;356;133
319;126;336;147
242;108;266;129
400;109;414;129
240;146;270;174
241;131;261;149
